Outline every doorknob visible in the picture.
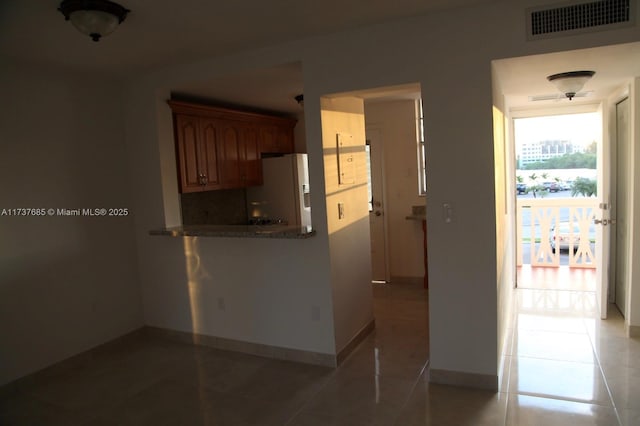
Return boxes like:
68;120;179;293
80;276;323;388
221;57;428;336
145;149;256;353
594;219;607;226
375;211;382;217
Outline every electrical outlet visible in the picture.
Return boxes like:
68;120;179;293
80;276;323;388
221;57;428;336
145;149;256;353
338;203;345;219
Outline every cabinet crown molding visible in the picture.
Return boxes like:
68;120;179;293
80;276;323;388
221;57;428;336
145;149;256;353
167;100;297;126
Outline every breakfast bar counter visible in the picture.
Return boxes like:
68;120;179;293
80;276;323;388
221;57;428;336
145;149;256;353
149;224;316;239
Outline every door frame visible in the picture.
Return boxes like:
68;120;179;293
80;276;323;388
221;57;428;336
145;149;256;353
366;127;391;283
608;85;632;314
509;103;606;294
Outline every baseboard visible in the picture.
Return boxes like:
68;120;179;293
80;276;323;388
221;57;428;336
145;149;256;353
627;324;640;337
144;326;337;368
429;368;499;391
336;319;376;365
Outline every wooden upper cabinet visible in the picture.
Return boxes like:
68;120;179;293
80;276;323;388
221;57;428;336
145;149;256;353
275;125;294;153
174;114;220;193
240;126;262;186
259;123;295;154
168;100;296;192
174;114;200;191
199;118;220;188
218;122;242;187
258;125;276;154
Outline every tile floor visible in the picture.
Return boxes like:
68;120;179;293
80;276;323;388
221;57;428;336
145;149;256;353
1;279;639;425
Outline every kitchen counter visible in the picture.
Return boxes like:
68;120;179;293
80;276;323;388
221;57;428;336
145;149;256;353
149;224;316;239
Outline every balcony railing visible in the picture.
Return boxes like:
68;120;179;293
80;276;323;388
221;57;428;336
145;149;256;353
517;198;597;268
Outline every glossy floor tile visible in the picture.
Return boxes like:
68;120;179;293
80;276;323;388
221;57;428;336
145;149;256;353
2;281;639;425
505;394;619;426
517;265;596;291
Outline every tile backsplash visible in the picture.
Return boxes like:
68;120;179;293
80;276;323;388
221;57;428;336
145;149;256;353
181;189;247;225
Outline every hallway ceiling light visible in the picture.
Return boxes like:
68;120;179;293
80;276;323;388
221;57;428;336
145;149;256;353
58;0;130;42
547;71;595;100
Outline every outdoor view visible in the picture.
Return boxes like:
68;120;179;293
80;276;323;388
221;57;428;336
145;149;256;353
515;112;599;270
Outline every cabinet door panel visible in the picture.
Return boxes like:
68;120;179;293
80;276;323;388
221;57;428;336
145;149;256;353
275;125;294;153
241;126;262;186
200;119;220;188
259;125;277;153
175;115;202;192
218;124;241;186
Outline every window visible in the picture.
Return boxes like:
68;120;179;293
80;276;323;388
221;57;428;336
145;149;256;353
417;100;427;195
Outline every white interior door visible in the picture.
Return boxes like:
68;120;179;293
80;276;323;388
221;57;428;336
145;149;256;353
595;103;611;320
614;97;630;317
366;129;389;282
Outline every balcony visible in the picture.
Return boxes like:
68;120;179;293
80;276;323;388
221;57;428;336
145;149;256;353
517;198;597;269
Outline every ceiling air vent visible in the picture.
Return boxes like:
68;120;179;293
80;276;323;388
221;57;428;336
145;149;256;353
527;0;634;40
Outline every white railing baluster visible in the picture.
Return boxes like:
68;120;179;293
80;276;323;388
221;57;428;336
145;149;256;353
516;198;597;269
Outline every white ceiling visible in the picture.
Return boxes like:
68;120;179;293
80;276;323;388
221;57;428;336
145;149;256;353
0;0;498;75
1;0;498;114
493;42;640;110
2;2;637;115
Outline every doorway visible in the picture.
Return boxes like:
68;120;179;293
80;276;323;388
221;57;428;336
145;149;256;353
361;88;425;286
513;111;601;292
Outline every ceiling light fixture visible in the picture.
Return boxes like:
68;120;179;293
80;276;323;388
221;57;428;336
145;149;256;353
547;71;595;100
58;0;130;42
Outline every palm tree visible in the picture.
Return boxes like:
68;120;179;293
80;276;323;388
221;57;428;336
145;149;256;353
571;177;597;197
527;173;547;198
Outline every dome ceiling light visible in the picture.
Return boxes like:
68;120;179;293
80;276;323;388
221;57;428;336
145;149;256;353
547;71;595;100
58;0;130;42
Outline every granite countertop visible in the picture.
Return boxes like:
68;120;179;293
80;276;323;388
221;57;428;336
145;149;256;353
149;224;316;239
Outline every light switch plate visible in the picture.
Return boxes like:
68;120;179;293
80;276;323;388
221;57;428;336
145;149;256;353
443;202;453;223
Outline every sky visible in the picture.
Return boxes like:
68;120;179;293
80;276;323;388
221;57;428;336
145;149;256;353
514;112;601;148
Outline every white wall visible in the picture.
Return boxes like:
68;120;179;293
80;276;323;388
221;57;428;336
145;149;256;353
492;72;516;374
365;100;424;280
121;0;640;384
321;96;374;352
0;62;143;385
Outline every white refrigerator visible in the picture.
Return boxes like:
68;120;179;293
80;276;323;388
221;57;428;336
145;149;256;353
246;153;312;230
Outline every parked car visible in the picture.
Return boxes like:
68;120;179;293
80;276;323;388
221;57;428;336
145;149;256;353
550;223;580;254
516;183;527;194
543;181;560;192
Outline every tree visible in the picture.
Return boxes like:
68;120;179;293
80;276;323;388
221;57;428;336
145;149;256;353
527;173;548;198
571;177;597;197
522;151;596;170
